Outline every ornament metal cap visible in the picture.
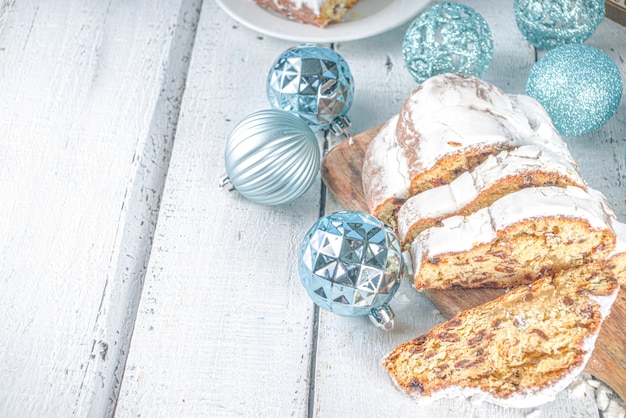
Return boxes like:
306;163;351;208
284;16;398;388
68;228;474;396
218;174;234;191
369;304;395;331
329;115;352;140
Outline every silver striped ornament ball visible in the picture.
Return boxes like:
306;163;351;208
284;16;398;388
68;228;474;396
223;109;320;206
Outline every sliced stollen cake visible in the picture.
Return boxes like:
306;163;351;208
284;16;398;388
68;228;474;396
382;262;619;408
410;186;616;290
361;73;572;228
362;74;625;409
397;144;586;249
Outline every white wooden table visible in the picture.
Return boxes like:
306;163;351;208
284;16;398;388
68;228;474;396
1;1;625;417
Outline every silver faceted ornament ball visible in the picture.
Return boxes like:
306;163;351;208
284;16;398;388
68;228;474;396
267;43;354;129
298;210;404;329
222;109;320;206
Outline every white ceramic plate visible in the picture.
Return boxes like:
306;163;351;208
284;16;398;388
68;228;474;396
215;0;430;43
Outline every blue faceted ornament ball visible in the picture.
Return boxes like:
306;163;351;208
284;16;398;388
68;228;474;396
526;44;623;136
403;2;493;84
514;0;604;50
267;44;354;129
298;211;404;318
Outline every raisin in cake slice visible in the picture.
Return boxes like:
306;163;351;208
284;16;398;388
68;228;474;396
254;0;359;27
362;73;571;227
411;186;615;290
382;262;619;408
397;144;585;249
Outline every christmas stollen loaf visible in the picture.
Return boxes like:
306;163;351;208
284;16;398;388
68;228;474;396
362;73;570;228
355;74;626;407
382;262;619;408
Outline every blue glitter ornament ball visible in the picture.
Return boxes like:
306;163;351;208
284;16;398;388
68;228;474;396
526;44;623;136
514;0;604;50
298;211;404;322
267;44;354;129
402;2;493;84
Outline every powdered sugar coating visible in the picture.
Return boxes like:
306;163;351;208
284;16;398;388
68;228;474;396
362;74;573;218
396;74;567;177
270;0;324;13
397;75;524;173
610;219;626;257
361;115;410;216
411;186;614;262
587;188;626;267
396;145;586;244
605;215;626;285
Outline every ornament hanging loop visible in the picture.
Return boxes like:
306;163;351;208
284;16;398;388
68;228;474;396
329;115;352;140
369;304;395;331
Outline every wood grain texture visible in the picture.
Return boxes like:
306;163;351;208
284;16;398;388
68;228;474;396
115;2;322;416
0;1;199;415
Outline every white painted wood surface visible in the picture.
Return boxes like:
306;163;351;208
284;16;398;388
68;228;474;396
0;0;200;416
115;4;322;417
1;0;625;417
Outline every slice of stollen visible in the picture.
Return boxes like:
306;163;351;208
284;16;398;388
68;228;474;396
410;186;615;290
397;144;585;249
382;262;619;408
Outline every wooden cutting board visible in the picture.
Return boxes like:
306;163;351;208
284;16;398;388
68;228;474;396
321;124;626;402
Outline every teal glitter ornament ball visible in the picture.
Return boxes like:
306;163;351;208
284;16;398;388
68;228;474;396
267;44;354;130
298;211;404;329
514;0;604;50
402;2;493;84
526;44;623;136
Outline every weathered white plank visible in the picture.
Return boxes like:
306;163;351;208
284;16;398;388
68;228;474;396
0;1;199;416
316;1;625;417
116;2;321;417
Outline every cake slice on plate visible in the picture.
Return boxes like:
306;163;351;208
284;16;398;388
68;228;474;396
253;0;359;27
